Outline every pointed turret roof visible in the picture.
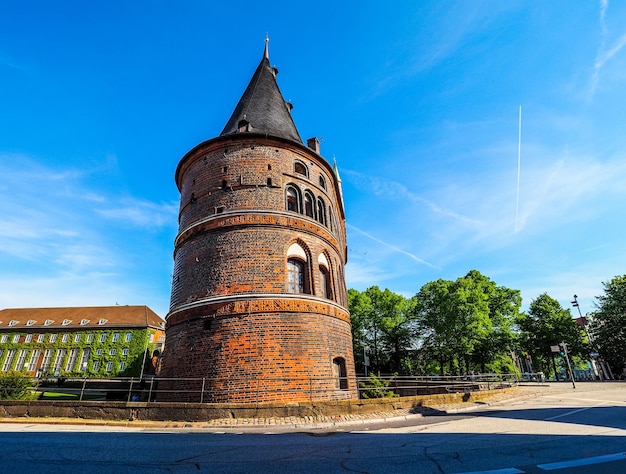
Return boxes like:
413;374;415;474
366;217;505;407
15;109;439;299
220;39;302;143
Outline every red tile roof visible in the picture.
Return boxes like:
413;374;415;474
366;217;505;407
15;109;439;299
0;306;164;330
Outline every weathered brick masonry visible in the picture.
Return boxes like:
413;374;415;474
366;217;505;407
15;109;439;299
160;43;357;402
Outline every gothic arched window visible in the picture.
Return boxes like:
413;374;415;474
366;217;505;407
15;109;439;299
304;191;315;218
286;185;301;213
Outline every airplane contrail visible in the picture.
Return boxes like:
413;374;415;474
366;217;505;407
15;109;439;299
515;105;522;234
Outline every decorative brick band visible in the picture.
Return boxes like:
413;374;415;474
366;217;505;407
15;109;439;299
167;295;351;328
175;211;339;250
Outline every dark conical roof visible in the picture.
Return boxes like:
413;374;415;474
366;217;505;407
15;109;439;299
220;43;302;143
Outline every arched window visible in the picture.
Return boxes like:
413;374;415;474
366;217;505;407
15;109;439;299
286;185;301;213
287;243;310;294
316;197;327;226
319;175;326;189
287;259;307;294
304;192;315;218
318;253;333;300
333;357;348;390
294;161;308;177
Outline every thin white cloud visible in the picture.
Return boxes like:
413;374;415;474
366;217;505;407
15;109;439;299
347;223;437;268
343;169;481;226
589;0;626;98
97;199;178;229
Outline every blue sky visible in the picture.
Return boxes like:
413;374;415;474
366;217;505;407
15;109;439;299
1;1;625;319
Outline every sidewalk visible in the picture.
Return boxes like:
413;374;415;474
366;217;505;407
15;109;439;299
1;382;619;431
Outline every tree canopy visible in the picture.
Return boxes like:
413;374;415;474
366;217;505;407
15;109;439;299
590;275;626;375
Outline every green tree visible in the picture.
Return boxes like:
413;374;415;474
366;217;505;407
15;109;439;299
590;275;626;376
414;270;520;375
516;293;586;378
348;287;417;374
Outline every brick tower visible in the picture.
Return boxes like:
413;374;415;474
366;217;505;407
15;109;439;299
160;41;357;402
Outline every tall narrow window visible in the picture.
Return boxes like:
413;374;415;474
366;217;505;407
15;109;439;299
319;266;332;299
286;185;301;213
304;192;315;218
318;253;333;300
316;197;327;226
287;259;307;294
333;357;348;390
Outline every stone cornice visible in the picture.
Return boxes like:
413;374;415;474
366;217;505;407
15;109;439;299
167;294;351;328
174;210;341;253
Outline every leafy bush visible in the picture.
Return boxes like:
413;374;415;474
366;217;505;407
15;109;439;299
359;374;399;399
0;371;35;400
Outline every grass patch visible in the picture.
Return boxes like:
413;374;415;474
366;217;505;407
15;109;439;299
38;392;104;401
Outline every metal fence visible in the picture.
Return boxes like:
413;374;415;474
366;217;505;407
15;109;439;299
0;373;521;404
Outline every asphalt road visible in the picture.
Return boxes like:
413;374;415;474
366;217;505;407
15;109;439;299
1;382;625;473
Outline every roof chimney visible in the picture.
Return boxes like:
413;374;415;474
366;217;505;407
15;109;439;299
307;137;320;154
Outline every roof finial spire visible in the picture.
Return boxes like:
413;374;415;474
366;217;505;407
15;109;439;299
264;34;269;60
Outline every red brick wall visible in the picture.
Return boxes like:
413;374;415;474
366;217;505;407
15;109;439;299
162;133;355;401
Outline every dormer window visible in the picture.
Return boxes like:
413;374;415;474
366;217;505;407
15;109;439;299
98;319;108;325
294;161;308;177
62;319;71;326
80;319;89;326
8;320;17;327
237;119;250;132
44;320;53;326
26;320;36;326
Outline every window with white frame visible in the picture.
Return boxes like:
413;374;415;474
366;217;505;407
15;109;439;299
28;349;40;371
0;335;7;343
112;333;119;343
87;334;94;343
122;348;129;356
41;349;53;372
106;361;113;372
37;334;44;343
109;348;116;356
52;349;66;374
119;361;126;371
93;361;100;371
49;334;57;343
12;334;20;343
99;333;106;343
74;333;81;343
2;349;16;371
25;334;32;343
66;348;79;372
79;349;90;372
16;349;28;371
61;334;69;343
125;333;132;342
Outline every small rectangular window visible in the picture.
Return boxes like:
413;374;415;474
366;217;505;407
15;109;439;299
109;348;116;356
125;333;132;342
96;349;103;356
122;348;129;356
49;334;57;343
106;361;113;372
37;334;44;343
74;334;81;343
112;333;119;343
12;334;20;343
87;334;94;343
61;334;69;343
93;361;100;371
99;334;106;343
0;335;7;343
119;361;126;371
25;334;32;343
